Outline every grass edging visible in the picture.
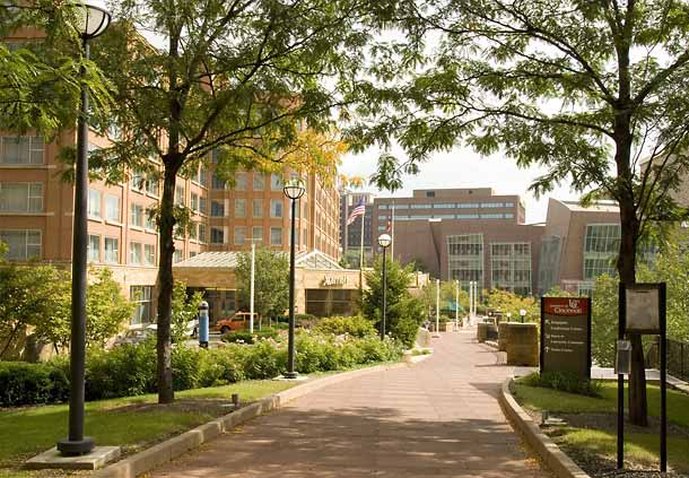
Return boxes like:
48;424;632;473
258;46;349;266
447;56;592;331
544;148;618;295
499;378;591;478
94;361;410;478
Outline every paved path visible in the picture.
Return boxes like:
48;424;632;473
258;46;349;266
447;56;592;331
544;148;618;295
153;329;551;477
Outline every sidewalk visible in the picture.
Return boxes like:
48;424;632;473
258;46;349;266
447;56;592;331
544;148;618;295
152;329;551;477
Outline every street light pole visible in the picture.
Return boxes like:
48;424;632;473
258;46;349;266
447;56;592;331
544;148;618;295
435;278;440;335
283;179;305;379
377;233;392;340
455;280;459;327
57;1;110;457
250;241;255;334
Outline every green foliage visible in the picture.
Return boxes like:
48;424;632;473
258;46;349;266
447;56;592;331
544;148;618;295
519;372;602;398
422;280;468;318
86;269;134;348
171;281;204;343
485;289;539;323
235;248;289;320
84;341;157;400
362;258;425;347
221;328;280;345
591;274;619;367
0;361;70;407
313;315;376;338
0;264;71;359
0;265;132;358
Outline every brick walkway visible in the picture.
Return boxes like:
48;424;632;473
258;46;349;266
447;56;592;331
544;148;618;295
153;329;551;477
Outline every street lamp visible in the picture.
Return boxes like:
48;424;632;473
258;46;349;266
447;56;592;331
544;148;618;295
283;178;305;379
57;0;111;457
519;308;527;323
377;233;392;340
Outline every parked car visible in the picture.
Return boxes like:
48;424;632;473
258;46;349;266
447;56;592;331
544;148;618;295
112;323;156;346
213;312;256;335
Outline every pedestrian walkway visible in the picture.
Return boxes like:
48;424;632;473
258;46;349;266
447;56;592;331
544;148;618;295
153;329;551;477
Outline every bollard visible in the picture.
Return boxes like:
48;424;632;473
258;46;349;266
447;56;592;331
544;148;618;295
198;301;209;349
231;393;240;408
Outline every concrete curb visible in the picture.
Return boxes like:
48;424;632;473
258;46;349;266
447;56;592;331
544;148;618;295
94;361;410;478
498;378;590;478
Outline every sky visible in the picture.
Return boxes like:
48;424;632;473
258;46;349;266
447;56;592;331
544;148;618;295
339;145;582;224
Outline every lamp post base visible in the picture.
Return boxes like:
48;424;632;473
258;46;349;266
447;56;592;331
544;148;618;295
56;437;95;456
282;371;299;379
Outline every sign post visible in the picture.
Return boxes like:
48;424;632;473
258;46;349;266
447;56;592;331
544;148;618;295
540;297;592;379
618;283;666;472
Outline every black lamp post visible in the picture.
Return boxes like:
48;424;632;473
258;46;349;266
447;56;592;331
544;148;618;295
377;233;392;340
283;178;305;379
519;308;527;323
57;0;111;457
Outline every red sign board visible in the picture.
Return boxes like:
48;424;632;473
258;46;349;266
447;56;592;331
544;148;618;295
540;297;592;379
543;298;589;316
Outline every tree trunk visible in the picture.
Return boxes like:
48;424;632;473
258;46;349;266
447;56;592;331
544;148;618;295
156;166;178;404
615;127;648;427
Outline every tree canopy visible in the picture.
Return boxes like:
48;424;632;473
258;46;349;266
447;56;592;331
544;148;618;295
235;247;289;320
351;0;689;427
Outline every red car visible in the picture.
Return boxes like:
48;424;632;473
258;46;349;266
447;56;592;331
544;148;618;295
213;312;256;334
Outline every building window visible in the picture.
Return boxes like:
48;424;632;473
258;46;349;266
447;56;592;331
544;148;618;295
210;200;225;217
195;165;209;187
105;194;121;222
145;208;156;230
130;169;145;191
146;176;159;196
130;285;153;325
447;233;484;286
144;244;155;265
0;182;43;213
130;204;144;227
175;184;185;205
173;249;183;263
211;227;225;244
252;226;263;243
270;227;282;246
426;191;435;198
199;197;207;214
198;223;207;242
129;242;143;265
88;235;101;262
490;242;532;295
270;199;283;218
212;173;227;190
0;229;41;260
270;174;282;191
191;193;199;212
88;189;101;219
104;237;119;263
583;223;620;280
253;174;265;190
235;199;247;218
0;135;44;165
235;173;247;190
234;226;247;245
252;199;263;218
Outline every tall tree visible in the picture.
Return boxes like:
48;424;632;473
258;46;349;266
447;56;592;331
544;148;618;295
89;0;370;403
353;0;689;426
235;247;289;320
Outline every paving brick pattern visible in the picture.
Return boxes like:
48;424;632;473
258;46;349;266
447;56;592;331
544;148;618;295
153;329;551;477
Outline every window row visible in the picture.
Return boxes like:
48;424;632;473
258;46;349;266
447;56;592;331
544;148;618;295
0;135;44;165
377;201;516;211
211;172;283;191
0;182;43;213
209;226;284;246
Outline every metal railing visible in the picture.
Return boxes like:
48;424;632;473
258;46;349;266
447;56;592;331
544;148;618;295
647;338;689;382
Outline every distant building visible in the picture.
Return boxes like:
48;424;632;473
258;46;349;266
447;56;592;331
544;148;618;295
538;198;620;296
339;191;375;267
372;188;542;296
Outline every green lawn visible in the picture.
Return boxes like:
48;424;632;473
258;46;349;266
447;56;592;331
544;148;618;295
0;380;296;472
512;379;689;473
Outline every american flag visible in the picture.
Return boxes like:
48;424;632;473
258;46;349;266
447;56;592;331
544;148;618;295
346;199;366;225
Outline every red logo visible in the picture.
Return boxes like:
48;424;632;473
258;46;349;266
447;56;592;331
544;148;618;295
544;297;588;316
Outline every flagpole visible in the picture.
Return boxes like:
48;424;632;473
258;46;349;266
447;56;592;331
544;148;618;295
390;200;395;260
359;211;365;293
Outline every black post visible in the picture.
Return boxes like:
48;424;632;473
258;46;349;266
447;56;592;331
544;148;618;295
285;197;298;379
617;283;625;470
659;282;667;473
381;246;387;340
57;39;95;456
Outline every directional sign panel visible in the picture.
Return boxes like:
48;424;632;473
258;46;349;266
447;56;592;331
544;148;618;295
540;297;591;379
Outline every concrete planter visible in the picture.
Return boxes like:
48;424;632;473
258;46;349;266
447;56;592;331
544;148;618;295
505;323;538;366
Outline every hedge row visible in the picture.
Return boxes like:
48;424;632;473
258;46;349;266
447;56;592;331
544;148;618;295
1;331;404;407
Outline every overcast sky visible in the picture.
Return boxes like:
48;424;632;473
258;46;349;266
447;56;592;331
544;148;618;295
340;145;582;224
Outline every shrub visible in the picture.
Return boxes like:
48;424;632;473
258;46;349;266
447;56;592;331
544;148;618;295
197;347;247;386
242;341;286;379
172;346;202;391
84;340;156;400
519;371;603;397
221;328;280;345
0;361;70;407
314;315;376;338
